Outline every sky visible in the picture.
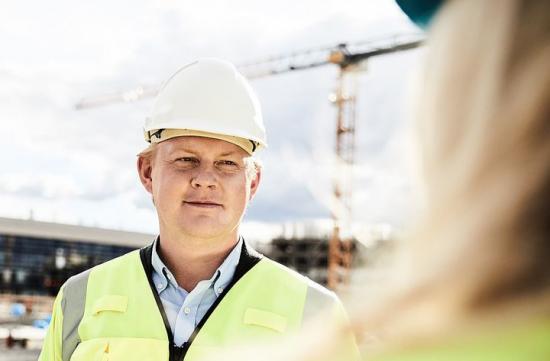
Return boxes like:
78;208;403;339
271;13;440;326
0;0;423;238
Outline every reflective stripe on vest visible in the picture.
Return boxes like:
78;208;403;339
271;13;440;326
61;269;90;361
60;249;334;361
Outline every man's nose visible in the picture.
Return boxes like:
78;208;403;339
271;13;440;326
190;166;217;189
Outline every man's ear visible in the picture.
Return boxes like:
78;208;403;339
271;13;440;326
249;167;261;201
137;155;154;194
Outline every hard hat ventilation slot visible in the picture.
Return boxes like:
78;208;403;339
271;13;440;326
250;140;258;153
147;129;165;142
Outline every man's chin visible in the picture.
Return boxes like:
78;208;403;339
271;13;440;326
177;221;226;240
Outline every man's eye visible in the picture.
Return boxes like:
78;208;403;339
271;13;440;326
216;160;239;170
175;157;199;166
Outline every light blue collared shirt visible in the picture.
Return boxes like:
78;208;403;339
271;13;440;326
151;237;242;346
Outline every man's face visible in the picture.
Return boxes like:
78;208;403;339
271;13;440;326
138;136;260;242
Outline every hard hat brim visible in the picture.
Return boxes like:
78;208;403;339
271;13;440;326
144;128;263;155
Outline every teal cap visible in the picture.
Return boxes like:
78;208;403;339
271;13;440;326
395;0;444;29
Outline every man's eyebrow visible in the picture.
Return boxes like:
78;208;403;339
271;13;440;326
170;148;198;155
219;151;237;157
168;147;240;157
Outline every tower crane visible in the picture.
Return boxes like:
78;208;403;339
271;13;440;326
75;33;424;291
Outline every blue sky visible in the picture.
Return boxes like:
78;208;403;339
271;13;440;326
0;0;422;239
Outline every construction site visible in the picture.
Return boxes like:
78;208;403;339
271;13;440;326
4;0;549;359
1;1;423;359
0;37;418;358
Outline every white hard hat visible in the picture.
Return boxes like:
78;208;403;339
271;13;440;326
144;58;267;154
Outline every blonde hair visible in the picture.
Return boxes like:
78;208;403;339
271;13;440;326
137;143;156;162
357;0;550;343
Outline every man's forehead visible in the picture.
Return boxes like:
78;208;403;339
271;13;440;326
160;136;247;156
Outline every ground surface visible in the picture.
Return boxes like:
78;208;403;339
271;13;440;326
0;345;41;361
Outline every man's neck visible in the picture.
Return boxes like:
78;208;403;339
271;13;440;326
157;230;239;292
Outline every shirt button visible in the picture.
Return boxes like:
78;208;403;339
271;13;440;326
184;307;191;315
156;283;163;290
217;287;223;294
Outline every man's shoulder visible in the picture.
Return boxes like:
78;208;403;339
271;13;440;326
259;257;338;304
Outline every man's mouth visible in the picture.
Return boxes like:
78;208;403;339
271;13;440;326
183;200;223;208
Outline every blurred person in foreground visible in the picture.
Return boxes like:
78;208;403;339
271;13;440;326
357;0;550;359
204;0;550;360
38;58;357;361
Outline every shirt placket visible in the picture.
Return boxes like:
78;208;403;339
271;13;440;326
174;279;211;345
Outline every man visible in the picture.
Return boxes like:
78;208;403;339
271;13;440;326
39;58;349;361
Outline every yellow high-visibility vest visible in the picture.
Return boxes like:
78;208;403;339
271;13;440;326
39;241;355;361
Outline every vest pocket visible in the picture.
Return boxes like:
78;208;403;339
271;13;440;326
243;308;287;333
70;337;169;361
92;295;128;315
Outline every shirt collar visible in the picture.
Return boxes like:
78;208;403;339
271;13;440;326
151;237;172;291
212;237;242;296
151;237;243;295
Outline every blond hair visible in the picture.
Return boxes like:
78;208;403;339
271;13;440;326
356;0;550;343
